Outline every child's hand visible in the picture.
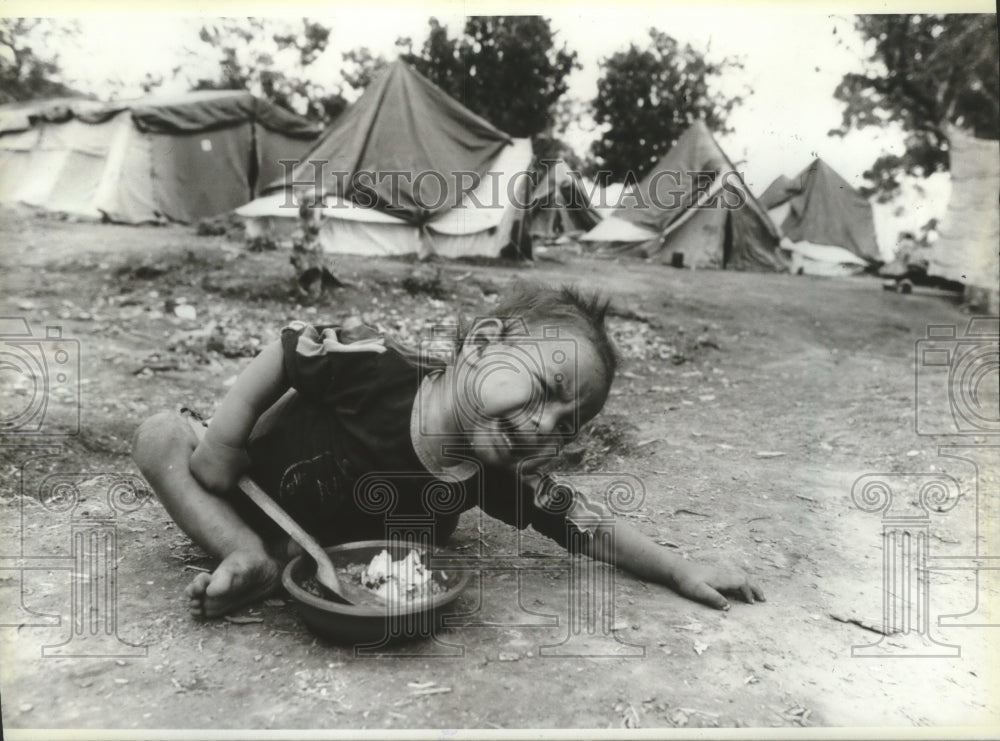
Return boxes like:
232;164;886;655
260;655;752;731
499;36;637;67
674;563;766;611
190;436;250;493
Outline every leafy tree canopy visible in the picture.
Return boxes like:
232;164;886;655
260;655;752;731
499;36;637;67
588;28;746;183
344;16;579;144
191;18;347;123
833;14;999;198
0;18;81;104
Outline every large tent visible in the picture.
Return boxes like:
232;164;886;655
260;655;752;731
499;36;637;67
528;159;602;243
928;126;1000;312
760;158;881;264
239;60;535;260
580;122;788;272
0;92;322;223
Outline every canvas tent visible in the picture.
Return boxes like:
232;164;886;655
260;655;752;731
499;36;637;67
760;158;881;266
0;91;322;224
528;159;602;242
580;122;788;272
239;60;535;260
927;126;1000;312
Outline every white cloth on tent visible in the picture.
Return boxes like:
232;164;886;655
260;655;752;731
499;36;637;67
785;239;868;276
430;138;533;236
786;240;869;266
319;217;422;257
92;112;158;223
579;215;659;243
235;191;301;218
323;198;414;224
15;118;114;214
0;127;41;202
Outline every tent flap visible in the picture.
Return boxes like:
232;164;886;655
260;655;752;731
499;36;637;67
80;91;322;138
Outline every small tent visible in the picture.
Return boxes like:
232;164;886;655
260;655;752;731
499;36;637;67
528;159;602;243
760;158;881;266
0;91;322;224
239;61;535;260
927;126;1000;312
580;122;788;272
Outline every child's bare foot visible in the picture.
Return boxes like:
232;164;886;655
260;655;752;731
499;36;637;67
185;549;282;618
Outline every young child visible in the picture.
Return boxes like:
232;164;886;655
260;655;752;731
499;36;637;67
133;281;764;618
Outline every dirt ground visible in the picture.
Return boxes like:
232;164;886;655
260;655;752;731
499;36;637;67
1;207;998;735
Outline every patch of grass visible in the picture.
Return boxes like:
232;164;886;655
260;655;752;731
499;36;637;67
113;247;227;286
199;271;298;303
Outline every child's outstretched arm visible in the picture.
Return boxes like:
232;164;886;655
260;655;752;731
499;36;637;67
189;340;288;493
581;519;765;610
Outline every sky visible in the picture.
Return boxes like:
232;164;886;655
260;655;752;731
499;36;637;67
9;1;993;253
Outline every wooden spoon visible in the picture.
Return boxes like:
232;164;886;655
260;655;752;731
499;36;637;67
234;474;350;603
187;420;350;603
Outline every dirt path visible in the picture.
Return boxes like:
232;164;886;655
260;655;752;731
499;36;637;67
1;209;997;732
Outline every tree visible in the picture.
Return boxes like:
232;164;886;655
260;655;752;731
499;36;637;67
0;18;80;104
588;29;746;183
392;16;579;140
396;19;464;98
340;46;391;92
190;18;346;123
833;14;999;199
530;96;589;168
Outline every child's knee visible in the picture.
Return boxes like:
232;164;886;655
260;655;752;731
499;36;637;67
132;411;194;474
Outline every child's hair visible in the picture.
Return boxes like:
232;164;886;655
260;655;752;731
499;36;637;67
463;280;620;392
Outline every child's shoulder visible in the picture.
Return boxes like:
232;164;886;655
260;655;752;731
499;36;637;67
281;320;444;384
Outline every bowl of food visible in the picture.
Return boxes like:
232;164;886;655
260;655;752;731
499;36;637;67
282;540;470;645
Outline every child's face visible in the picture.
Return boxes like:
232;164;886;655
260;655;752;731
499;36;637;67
452;321;608;470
